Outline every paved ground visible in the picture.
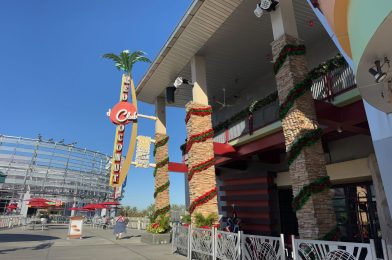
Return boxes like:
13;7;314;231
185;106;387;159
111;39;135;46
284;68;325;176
0;225;186;260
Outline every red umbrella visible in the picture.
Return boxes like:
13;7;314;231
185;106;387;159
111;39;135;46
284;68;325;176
68;207;80;211
28;201;51;208
26;198;52;202
7;204;17;210
83;204;105;209
99;201;120;206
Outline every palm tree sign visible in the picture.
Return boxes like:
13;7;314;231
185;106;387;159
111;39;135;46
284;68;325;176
102;50;151;76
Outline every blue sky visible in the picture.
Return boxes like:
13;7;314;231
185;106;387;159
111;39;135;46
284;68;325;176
0;0;192;209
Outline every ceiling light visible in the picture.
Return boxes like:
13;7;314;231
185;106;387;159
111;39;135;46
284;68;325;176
337;126;343;133
369;58;390;83
369;60;387;83
254;4;263;18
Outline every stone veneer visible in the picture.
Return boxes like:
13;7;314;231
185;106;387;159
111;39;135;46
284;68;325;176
272;34;337;239
186;102;218;221
154;133;170;215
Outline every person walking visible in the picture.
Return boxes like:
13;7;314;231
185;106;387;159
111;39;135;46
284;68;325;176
113;212;126;240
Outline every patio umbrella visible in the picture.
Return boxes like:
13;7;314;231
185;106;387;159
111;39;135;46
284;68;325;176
26;198;52;202
99;201;120;206
6;204;17;210
68;207;80;211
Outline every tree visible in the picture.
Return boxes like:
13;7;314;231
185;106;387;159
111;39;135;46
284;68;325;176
102;50;151;77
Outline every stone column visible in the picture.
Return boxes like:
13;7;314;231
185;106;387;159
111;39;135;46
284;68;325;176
153;96;170;218
368;153;392;253
270;0;336;239
186;55;218;221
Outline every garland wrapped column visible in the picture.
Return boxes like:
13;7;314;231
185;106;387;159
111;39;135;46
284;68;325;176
185;103;218;220
272;34;337;239
153;134;170;218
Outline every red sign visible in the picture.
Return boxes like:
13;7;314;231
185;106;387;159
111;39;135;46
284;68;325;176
111;124;125;184
110;102;137;125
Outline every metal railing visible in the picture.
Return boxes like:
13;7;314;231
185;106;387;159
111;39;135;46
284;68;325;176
214;65;356;144
172;225;389;260
0;215;26;229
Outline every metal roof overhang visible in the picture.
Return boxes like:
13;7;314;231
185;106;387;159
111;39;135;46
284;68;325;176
136;0;336;107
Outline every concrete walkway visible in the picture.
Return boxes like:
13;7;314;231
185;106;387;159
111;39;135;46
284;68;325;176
0;225;186;260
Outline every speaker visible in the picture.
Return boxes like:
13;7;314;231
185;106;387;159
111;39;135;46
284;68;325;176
166;86;176;104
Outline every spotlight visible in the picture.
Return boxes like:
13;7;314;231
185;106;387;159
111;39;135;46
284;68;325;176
369;60;386;83
254;4;263;18
173;77;193;88
369;57;389;83
166;77;194;104
337;126;343;133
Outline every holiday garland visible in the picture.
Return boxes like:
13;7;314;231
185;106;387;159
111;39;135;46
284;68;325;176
153;157;169;177
185;106;213;124
273;44;306;75
292;176;331;212
320;226;341;241
287;128;323;166
153;136;169;156
185;129;214;153
154;180;170;198
278;77;313;120
189;187;218;214
153;205;171;220
188;157;215;181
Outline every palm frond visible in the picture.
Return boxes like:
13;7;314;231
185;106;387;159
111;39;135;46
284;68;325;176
103;50;151;74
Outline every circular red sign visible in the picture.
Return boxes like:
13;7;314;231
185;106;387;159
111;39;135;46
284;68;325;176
110;102;137;125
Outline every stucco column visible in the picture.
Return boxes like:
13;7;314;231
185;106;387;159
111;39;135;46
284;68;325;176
186;55;218;221
270;0;336;239
153;96;170;218
368;153;392;253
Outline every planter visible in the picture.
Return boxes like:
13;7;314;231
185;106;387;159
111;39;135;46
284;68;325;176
141;232;171;245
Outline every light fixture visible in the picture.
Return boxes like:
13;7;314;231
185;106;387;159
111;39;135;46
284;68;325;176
337;126;343;133
368;57;390;83
254;0;279;17
254;4;263;18
166;77;194;104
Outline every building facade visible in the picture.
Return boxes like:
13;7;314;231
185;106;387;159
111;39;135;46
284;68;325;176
136;0;391;251
0;135;113;215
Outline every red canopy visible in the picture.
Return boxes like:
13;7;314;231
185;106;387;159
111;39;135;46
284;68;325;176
83;204;106;210
99;201;120;206
26;198;52;202
7;204;17;210
28;201;51;208
68;207;80;211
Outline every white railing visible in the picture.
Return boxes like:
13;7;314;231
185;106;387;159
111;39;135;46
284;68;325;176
241;234;285;260
190;227;215;259
172;225;389;260
172;225;189;257
292;237;377;260
216;230;240;260
0;215;25;229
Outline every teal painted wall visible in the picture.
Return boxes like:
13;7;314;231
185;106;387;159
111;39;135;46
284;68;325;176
348;0;392;69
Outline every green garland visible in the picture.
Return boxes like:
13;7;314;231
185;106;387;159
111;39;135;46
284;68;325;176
153;205;171;219
274;44;306;75
213;92;278;134
287;128;323;166
292;176;331;212
153;157;169;177
320;226;341;241
154;180;170;198
279;77;313;120
185;129;214;153
188;157;215;181
279;54;346;120
153;136;169;156
185;106;213;124
189;187;217;214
